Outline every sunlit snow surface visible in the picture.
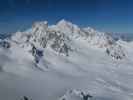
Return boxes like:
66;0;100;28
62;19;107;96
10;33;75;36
0;20;133;100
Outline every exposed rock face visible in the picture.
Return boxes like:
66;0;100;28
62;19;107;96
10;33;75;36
31;21;48;46
11;21;71;56
83;28;115;48
0;40;10;49
106;44;126;60
59;89;93;100
49;31;70;56
30;21;71;56
31;45;43;63
21;96;31;100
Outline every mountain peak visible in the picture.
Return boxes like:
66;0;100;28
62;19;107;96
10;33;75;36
32;21;48;30
56;19;74;28
83;27;96;33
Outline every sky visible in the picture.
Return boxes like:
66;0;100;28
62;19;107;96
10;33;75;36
0;0;132;34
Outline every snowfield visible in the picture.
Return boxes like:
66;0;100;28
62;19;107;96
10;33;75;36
0;20;133;100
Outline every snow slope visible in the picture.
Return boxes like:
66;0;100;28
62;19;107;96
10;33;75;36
0;20;133;100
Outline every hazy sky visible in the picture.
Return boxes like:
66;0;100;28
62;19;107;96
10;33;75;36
0;0;132;33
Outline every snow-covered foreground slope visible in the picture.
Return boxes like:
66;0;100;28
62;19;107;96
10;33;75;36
0;20;133;100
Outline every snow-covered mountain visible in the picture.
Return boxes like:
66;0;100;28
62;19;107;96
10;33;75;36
10;19;125;59
0;20;133;100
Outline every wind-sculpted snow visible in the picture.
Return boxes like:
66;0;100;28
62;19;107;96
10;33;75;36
0;19;132;100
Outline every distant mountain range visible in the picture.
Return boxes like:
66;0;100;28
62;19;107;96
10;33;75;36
0;33;11;39
109;32;133;41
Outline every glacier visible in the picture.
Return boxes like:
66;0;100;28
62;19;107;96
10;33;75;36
0;19;133;100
